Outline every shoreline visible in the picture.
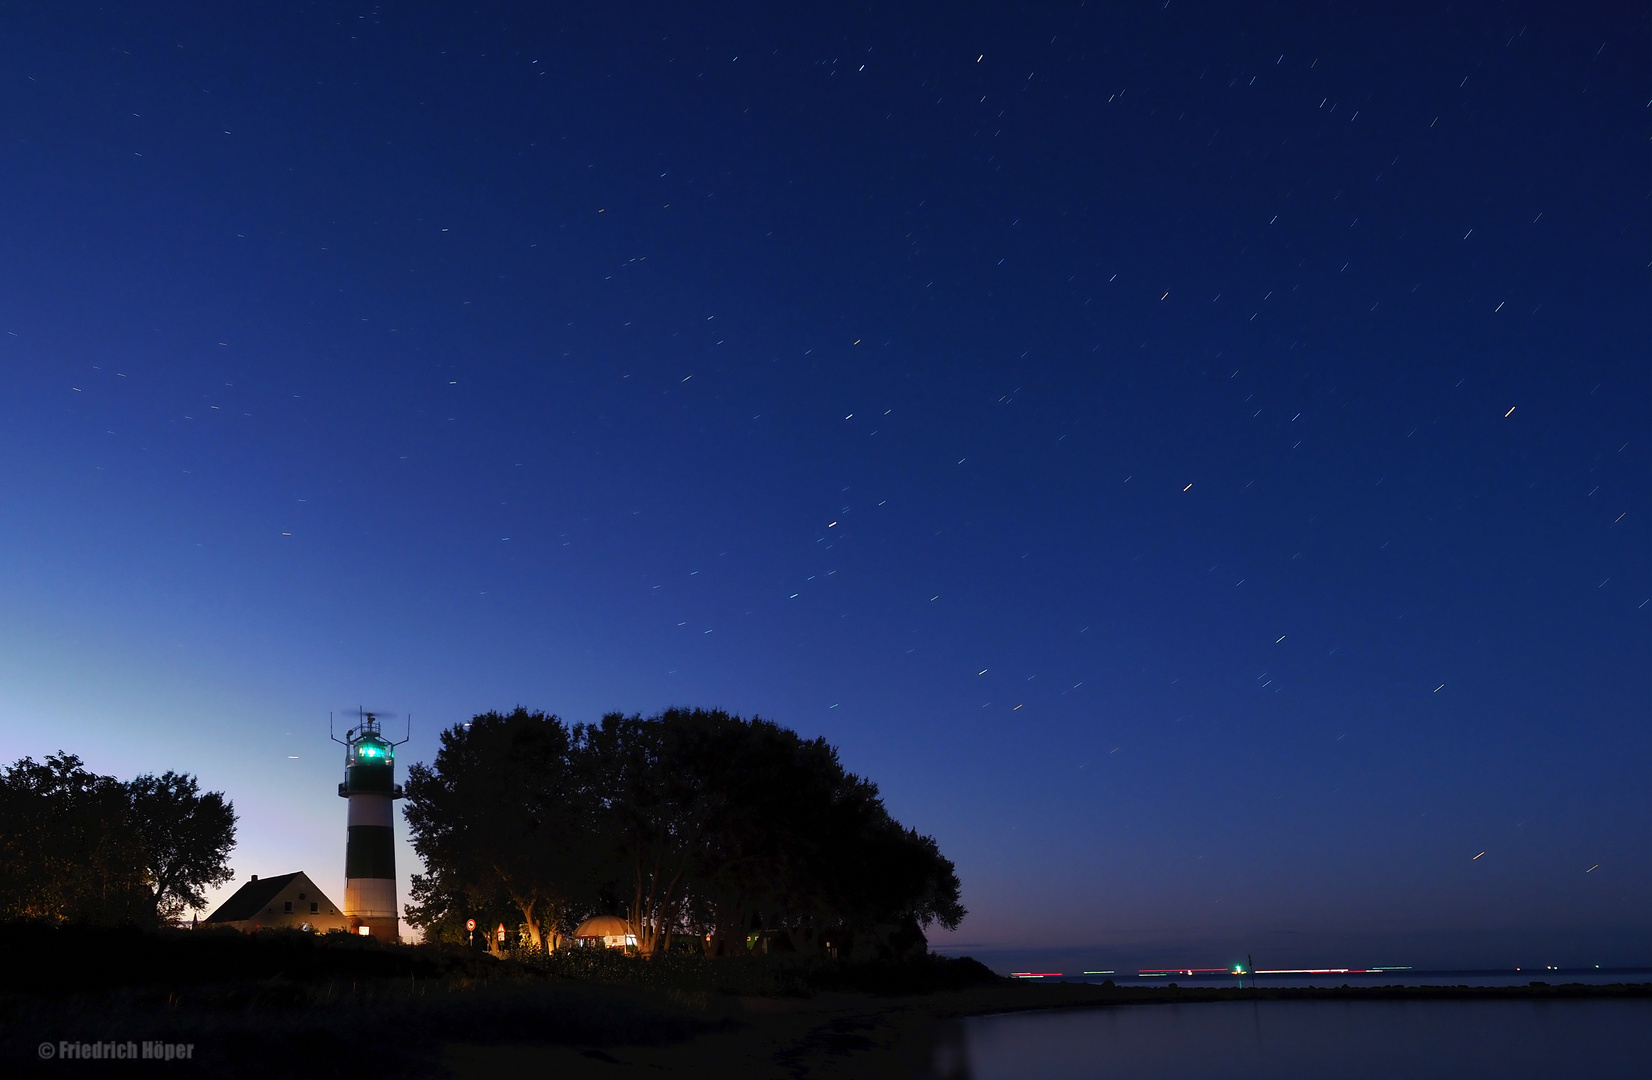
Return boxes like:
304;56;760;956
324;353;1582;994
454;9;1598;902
442;980;1652;1079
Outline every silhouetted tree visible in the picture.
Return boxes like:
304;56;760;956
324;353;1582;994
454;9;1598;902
403;708;588;952
126;771;238;921
0;755;150;924
402;707;965;958
583;709;965;958
688;717;849;955
578;709;748;956
820;800;965;958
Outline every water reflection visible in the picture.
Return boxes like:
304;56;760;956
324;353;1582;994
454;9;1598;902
941;999;1650;1079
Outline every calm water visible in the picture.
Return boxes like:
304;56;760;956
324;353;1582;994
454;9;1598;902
1050;969;1649;989
940;999;1651;1079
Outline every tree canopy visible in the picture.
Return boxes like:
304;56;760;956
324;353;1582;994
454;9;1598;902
0;754;237;925
404;708;963;958
403;708;588;951
127;771;238;920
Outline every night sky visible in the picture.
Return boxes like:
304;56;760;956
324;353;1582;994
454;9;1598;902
1;2;1645;972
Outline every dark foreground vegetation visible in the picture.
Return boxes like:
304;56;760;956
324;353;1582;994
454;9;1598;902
0;923;1000;1078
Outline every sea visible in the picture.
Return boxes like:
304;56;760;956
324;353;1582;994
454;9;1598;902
931;971;1652;1080
938;995;1652;1079
1008;966;1649;989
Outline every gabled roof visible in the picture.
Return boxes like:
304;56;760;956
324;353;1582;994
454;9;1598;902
204;872;304;923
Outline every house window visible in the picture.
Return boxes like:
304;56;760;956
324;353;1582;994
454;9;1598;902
283;902;293;913
310;902;318;913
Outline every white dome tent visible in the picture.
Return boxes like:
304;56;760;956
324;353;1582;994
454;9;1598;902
571;915;636;950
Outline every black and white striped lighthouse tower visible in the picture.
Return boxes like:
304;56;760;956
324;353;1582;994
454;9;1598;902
334;711;406;941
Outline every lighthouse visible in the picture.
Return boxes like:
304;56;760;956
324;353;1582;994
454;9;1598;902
335;711;405;940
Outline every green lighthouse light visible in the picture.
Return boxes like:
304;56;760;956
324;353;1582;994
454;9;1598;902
352;738;392;764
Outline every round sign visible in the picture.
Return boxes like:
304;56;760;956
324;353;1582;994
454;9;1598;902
466;918;476;931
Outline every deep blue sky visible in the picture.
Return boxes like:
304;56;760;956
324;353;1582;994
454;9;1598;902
1;2;1645;969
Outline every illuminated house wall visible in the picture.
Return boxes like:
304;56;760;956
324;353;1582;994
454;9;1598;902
201;872;348;933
